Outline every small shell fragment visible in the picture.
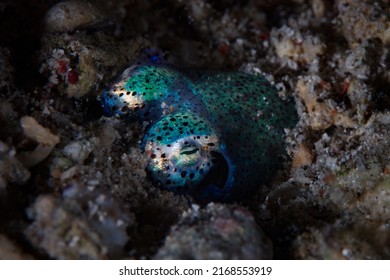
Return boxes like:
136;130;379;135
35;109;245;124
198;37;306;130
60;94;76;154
20;116;60;146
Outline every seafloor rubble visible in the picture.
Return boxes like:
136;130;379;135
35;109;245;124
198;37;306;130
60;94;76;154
0;0;389;259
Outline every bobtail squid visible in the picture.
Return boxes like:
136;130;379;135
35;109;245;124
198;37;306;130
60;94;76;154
100;56;298;202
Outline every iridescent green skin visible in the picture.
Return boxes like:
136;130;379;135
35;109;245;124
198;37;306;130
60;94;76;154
101;61;297;202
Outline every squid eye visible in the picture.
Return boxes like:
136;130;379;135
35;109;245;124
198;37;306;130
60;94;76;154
180;147;199;155
171;141;204;168
144;135;216;191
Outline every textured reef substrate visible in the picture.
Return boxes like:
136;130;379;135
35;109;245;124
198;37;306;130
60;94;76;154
0;0;389;259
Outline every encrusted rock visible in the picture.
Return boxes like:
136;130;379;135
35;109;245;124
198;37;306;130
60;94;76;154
271;26;325;70
0;141;30;190
63;138;97;163
0;235;34;260
44;1;106;33
25;189;134;259
40;1;148;97
293;226;383;260
155;203;273;259
296;76;356;130
337;0;390;46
